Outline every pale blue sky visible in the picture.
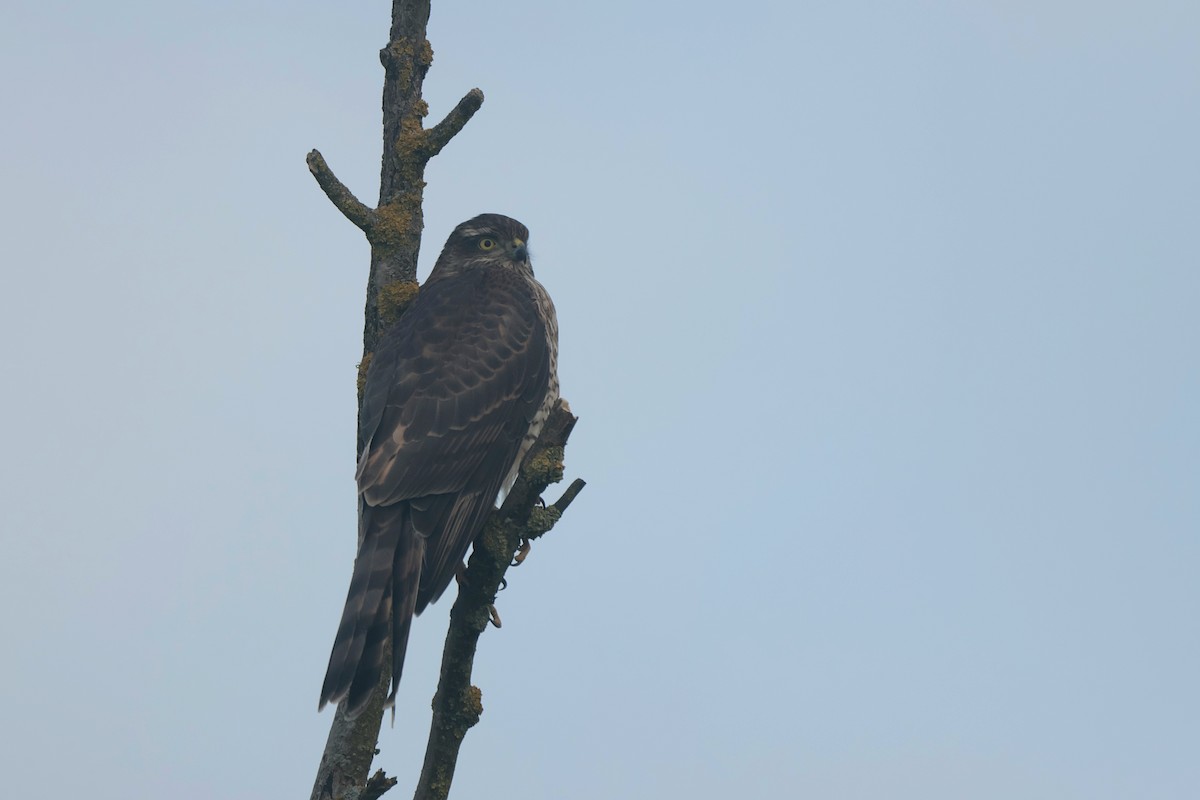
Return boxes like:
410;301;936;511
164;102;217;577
1;2;1197;798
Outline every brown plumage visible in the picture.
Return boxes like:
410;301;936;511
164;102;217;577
320;214;559;718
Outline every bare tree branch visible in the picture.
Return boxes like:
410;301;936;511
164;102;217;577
551;478;588;515
307;150;377;234
414;404;581;800
424;89;485;158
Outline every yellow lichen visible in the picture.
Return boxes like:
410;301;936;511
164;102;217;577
356;353;373;398
377;280;419;328
382;40;415;86
462;685;483;720
372;200;417;248
526;506;562;538
525;446;566;486
395;116;427;160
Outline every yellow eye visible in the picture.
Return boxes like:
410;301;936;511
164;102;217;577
478;238;496;250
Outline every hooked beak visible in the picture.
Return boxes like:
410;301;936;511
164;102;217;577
511;238;528;262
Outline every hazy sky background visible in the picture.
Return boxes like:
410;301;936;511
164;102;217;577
2;2;1197;798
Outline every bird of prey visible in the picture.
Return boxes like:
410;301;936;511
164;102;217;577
319;213;559;718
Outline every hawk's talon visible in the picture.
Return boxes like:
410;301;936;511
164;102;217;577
511;538;532;567
498;577;508;592
488;605;502;628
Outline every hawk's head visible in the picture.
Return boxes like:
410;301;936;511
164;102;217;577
433;213;532;277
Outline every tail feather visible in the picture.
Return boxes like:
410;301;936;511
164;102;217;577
319;492;464;718
319;503;406;716
341;574;391;715
390;531;424;702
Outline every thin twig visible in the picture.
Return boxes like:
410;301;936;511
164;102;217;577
552;478;587;514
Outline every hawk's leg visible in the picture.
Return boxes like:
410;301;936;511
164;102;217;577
456;561;503;627
509;497;546;566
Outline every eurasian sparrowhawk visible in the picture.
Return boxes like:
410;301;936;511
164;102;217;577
319;213;559;717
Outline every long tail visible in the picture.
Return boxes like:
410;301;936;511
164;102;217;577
319;502;424;718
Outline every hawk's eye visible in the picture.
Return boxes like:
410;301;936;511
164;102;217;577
478;238;497;251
